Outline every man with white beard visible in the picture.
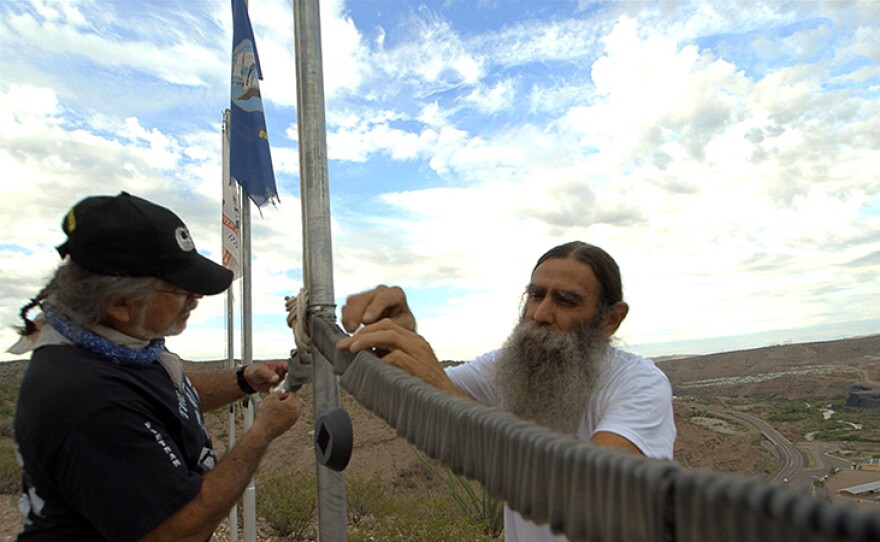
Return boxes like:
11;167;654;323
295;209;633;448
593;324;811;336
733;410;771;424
337;241;676;542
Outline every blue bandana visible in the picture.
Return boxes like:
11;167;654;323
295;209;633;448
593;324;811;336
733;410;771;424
41;303;165;366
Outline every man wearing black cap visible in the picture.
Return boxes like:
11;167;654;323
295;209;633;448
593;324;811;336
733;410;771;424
11;192;300;542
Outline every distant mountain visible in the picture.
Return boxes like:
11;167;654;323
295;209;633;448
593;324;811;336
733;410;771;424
656;334;880;399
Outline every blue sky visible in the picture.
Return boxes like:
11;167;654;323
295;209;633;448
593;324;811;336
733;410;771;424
1;0;879;363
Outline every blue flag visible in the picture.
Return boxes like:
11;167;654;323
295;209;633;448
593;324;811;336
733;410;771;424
230;0;278;207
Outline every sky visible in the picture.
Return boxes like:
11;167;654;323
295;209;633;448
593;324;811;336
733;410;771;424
1;0;879;364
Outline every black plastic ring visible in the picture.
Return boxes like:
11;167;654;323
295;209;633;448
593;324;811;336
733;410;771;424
314;407;353;472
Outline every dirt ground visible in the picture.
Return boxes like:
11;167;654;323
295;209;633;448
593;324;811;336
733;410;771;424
0;496;20;542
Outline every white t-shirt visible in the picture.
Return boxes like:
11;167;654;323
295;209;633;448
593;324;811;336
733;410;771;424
446;347;676;542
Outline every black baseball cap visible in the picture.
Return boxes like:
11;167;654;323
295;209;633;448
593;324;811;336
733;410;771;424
56;192;233;295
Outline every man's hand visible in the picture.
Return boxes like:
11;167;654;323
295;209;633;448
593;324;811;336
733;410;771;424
244;360;287;393
253;391;301;440
340;285;416;333
336;318;465;397
187;360;289;412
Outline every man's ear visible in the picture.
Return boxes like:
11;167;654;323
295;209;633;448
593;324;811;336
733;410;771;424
600;301;629;337
104;297;138;326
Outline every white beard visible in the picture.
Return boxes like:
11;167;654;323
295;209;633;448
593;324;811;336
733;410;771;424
491;319;610;434
130;298;198;339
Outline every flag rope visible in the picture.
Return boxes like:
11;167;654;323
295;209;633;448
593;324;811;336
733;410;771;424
285;288;311;353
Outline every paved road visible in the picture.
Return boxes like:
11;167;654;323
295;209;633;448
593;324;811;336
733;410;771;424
726;411;805;483
723;410;853;493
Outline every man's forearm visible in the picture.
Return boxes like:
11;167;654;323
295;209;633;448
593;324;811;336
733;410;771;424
139;424;274;542
186;369;245;412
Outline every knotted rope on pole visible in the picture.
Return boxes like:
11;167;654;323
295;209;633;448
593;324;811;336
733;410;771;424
285;288;311;353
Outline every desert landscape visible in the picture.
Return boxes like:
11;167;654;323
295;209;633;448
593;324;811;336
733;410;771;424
1;333;879;540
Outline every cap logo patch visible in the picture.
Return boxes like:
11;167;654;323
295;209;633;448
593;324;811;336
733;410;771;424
65;210;77;233
175;227;195;252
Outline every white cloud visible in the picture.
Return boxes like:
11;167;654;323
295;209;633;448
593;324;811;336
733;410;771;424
319;0;369;98
3;7;223;87
0;84;61;118
2;0;879;364
483;15;608;67
464;78;516;113
368;7;485;96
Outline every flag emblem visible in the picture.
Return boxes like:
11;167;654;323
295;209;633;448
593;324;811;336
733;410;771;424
232;38;263;113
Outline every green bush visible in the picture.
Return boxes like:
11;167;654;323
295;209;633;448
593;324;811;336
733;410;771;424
768;401;815;423
255;471;317;538
346;472;392;524
416;453;504;537
761;397;880;442
348;491;499;542
0;381;19;433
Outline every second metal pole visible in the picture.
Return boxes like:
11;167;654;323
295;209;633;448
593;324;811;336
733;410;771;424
293;0;347;540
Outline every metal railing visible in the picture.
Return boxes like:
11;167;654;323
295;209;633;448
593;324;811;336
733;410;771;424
309;315;880;542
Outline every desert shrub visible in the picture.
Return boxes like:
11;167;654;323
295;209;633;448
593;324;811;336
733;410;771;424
255;471;317;538
348;491;498;542
416;453;504;537
346;472;393;523
0;419;13;439
768;401;814;423
763;397;880;442
0;446;21;494
0;381;20;431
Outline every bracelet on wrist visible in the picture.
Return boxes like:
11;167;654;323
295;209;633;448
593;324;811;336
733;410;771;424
236;365;258;395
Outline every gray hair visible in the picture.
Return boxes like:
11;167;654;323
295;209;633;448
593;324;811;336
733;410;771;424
19;260;157;334
532;241;623;310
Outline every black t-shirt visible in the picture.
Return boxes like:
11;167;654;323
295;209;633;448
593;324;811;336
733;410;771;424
14;345;216;541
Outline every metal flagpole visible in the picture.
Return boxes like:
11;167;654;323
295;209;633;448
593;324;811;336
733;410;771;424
226;290;239;542
237;3;256;538
222;110;239;542
241;196;256;542
293;0;347;540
